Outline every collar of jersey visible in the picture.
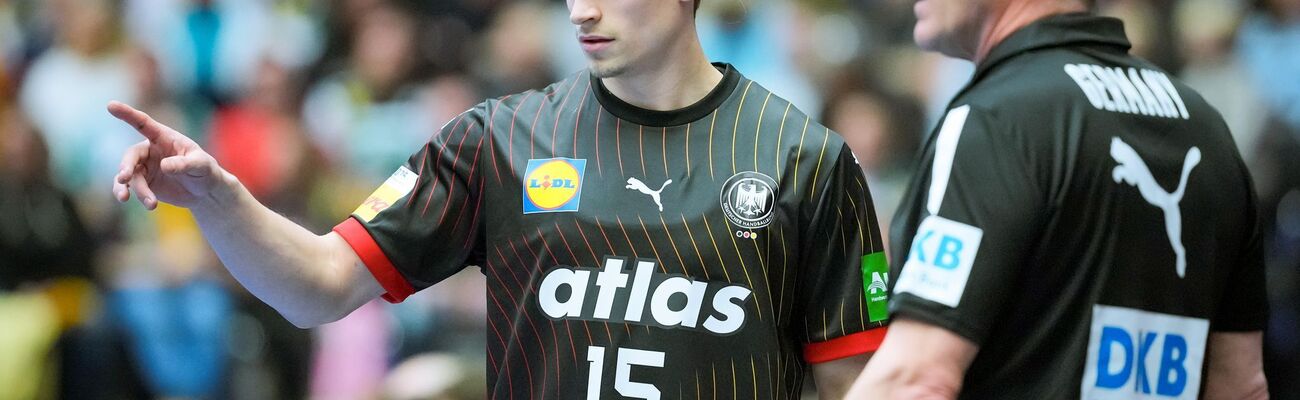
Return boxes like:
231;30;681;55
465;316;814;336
975;13;1132;79
591;62;741;127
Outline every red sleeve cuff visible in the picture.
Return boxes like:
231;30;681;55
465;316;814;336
803;327;888;363
333;217;416;303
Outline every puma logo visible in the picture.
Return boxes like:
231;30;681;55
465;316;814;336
626;177;672;212
1110;137;1202;278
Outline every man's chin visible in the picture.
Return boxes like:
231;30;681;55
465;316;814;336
589;60;628;79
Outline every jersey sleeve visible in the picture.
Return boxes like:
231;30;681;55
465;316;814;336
1211;173;1268;331
889;105;1047;345
796;144;891;363
332;103;490;303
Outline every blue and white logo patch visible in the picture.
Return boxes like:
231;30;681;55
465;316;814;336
1081;305;1208;400
893;215;983;307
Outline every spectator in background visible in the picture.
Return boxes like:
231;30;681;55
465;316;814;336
1238;0;1300;396
1239;0;1300;131
0;106;139;400
135;0;321;108
477;1;556;97
821;66;923;252
18;0;139;202
302;0;430;183
697;0;821;114
1175;0;1268;161
0;0;21;75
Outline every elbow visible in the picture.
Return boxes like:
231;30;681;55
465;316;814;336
283;310;330;329
280;299;354;329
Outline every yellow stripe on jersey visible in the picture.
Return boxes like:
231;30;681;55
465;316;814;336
732;81;754;175
722;217;761;321
793;115;810;193
775;103;792;175
700;218;732;282
681;214;713;281
708;110;718;180
808;127;830;201
753;91;773;172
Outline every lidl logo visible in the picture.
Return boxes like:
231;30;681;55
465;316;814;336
523;158;587;214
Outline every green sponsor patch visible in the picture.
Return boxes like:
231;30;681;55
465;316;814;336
861;252;890;322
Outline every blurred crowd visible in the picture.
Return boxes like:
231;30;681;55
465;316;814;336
0;0;1296;399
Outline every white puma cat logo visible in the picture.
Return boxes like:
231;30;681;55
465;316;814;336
1110;137;1202;278
626;177;673;212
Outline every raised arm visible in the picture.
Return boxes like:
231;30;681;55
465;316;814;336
108;101;382;328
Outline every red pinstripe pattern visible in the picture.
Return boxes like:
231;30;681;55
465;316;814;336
635;216;667;274
593;219;634;337
595;110;603;177
405;143;431;208
487;95;513;184
465;177;486;250
508;92;537;177
679;214;712;281
442;128;486;225
572;81;592;157
432;121;478;223
515;236;563;388
423;120;475;217
533;228;561;265
495;243;553;398
487;286;531;399
613;216;641;258
616;118;624;176
417;114;465;210
547;225;585;365
551;79;581;154
658;214;691;276
527;85;551;159
662;126;669;178
573;222;615;344
639;125;646;176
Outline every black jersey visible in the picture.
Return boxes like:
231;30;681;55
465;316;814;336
888;15;1267;399
334;64;890;399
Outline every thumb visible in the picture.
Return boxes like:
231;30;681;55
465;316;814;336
159;152;217;178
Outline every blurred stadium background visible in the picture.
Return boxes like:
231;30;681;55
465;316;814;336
0;0;1296;398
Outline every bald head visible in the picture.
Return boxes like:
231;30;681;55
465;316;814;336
912;0;1091;62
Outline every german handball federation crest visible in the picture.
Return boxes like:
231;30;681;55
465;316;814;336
721;172;777;234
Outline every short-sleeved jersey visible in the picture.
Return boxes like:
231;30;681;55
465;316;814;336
888;15;1268;399
334;64;890;399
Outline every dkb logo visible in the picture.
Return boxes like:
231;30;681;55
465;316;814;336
1082;306;1209;400
894;215;984;307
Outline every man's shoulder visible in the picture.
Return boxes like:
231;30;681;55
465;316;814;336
478;71;591;118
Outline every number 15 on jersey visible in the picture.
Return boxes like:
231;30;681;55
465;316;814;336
587;346;664;400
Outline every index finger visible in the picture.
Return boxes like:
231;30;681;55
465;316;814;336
107;101;168;142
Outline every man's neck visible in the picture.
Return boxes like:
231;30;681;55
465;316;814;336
972;1;1087;65
600;37;723;112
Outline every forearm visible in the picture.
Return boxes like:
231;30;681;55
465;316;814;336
852;350;963;399
189;172;364;327
1204;332;1269;400
846;319;974;399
